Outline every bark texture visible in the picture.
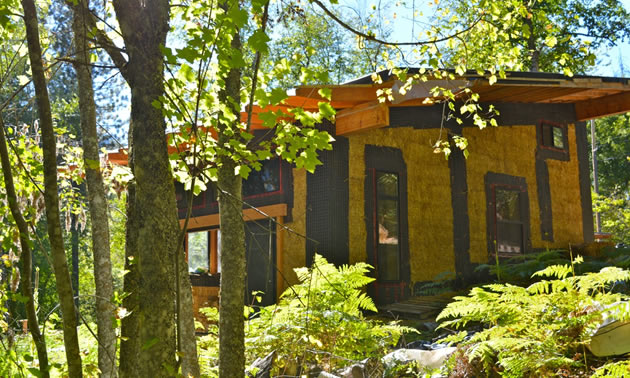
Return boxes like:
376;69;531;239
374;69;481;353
0;115;50;378
177;250;200;377
218;19;246;377
70;2;117;376
110;1;188;374
20;0;83;376
119;181;139;378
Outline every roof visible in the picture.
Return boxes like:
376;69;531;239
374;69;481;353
294;69;630;135
108;70;630;163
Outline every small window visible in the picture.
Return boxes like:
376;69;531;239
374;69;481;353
540;122;566;150
376;171;400;281
187;229;221;274
242;159;281;197
188;231;209;273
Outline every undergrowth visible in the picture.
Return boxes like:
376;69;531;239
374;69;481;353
438;256;630;377
198;254;414;376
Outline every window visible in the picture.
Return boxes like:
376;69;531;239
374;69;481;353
494;188;524;253
485;172;531;255
186;229;221;274
539;121;567;151
243;158;281;197
376;171;400;281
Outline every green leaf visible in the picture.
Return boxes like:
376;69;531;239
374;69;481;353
247;29;270;54
142;337;160;351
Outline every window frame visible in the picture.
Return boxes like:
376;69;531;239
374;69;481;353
374;170;402;282
485;172;532;257
185;227;221;286
537;121;569;160
364;145;410;304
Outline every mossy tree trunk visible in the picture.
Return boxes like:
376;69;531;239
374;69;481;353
20;0;83;375
110;0;198;374
217;16;247;376
69;1;116;376
0;115;50;378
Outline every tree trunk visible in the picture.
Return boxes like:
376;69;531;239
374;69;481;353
0;114;50;378
177;251;201;377
119;181;139;378
524;16;540;72
20;0;83;376
218;16;246;376
70;2;117;376
111;1;190;374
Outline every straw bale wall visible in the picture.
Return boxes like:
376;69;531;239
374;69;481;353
347;127;455;283
281;168;307;286
546;124;584;246
464;125;541;262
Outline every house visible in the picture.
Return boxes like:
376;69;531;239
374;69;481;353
162;70;630;312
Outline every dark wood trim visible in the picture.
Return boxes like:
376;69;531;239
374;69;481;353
389;102;576;129
575;122;595;243
447;125;472;282
485;172;532;255
364;145;410;304
536;120;570;161
535;159;554;241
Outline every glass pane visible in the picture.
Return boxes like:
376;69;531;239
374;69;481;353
497;222;523;253
188;232;209;273
243;159;280;197
216;230;221;274
376;172;399;197
552;126;565;149
377;244;400;281
377;199;399;244
495;189;520;221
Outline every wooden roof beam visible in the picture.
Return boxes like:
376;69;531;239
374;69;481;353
336;101;389;135
575;91;630;120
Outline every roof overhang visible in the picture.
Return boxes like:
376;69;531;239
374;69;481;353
295;70;630;135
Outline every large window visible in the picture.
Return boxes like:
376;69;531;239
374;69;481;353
485;172;531;255
376;171;401;281
186;229;221;274
494;188;524;253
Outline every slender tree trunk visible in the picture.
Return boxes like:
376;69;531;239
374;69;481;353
69;2;117;376
524;15;540;72
20;1;83;376
218;17;246;376
119;181;139;378
177;251;201;377
70;213;80;320
0;115;50;378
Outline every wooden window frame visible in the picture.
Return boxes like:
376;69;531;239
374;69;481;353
537;120;570;161
485;172;532;257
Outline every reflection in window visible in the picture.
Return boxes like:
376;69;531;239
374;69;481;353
188;231;209;273
541;123;566;150
495;188;524;253
376;172;400;281
243;159;281;197
187;230;221;274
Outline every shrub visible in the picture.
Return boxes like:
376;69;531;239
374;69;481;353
438;257;630;376
198;254;413;376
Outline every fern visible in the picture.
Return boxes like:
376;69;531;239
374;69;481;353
438;259;630;376
592;360;630;377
